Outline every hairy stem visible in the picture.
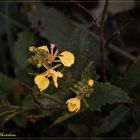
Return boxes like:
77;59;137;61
99;0;109;82
72;1;99;28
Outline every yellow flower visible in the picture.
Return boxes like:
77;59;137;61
38;45;49;52
87;79;94;87
29;44;75;67
59;51;75;67
66;96;81;112
34;69;63;92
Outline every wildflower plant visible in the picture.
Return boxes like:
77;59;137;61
28;44;75;91
28;43;96;113
0;2;137;138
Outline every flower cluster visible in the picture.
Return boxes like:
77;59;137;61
28;44;75;91
66;79;94;112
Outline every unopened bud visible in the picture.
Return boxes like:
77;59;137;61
36;63;42;68
28;58;32;63
29;46;36;52
87;79;94;87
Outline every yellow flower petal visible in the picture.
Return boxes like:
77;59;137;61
52;75;58;88
59;51;75;67
66;97;81;112
34;74;50;91
49;69;63;77
49;69;63;88
38;45;49;52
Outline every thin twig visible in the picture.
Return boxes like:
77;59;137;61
105;18;135;48
21;83;65;107
22;83;42;106
99;0;109;82
72;1;100;28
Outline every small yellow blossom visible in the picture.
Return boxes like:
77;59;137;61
87;79;94;87
66;96;81;112
36;63;42;68
34;69;63;91
29;44;75;68
59;51;75;67
29;44;75;91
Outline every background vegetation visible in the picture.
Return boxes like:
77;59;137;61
0;0;140;138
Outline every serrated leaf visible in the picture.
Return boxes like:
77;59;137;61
39;93;64;105
87;82;132;111
66;26;100;79
14;31;34;69
28;5;75;50
93;105;129;136
81;61;99;80
122;60;140;90
111;60;140;91
51;113;76;126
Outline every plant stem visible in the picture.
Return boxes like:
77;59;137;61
73;20;137;62
72;1;100;28
99;0;109;82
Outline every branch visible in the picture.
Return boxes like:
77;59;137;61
72;1;100;28
105;18;135;48
21;83;65;107
22;83;42;106
99;0;109;82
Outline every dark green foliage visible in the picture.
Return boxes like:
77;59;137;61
87;82;131;111
0;1;139;138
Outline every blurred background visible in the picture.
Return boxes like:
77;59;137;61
0;0;140;138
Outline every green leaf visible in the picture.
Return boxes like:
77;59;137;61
111;60;140;92
28;5;75;50
87;82;132;111
92;105;130;136
14;31;34;69
51;112;76;126
122;60;140;90
66;26;100;79
39;93;64;105
0;72;21;105
81;61;99;81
